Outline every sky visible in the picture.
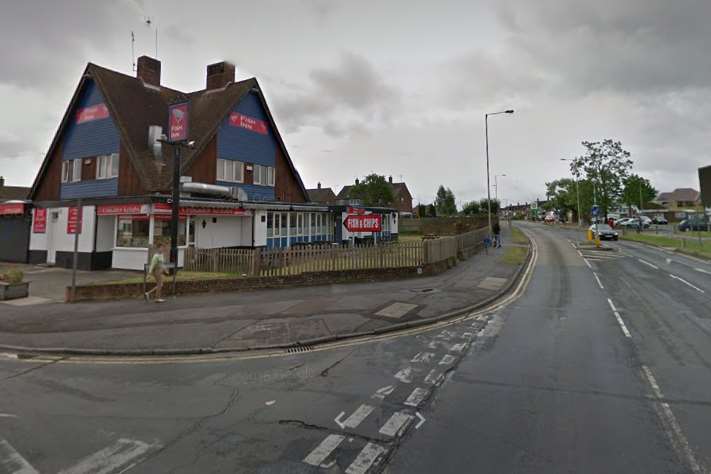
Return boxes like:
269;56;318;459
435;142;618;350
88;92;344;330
1;0;710;208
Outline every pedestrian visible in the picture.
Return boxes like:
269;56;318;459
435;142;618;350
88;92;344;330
493;221;502;248
145;242;168;303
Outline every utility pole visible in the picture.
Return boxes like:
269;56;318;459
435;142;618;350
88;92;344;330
484;110;514;244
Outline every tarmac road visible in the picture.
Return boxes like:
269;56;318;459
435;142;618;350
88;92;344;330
1;222;709;473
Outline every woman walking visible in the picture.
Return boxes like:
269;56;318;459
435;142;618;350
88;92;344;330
145;242;168;303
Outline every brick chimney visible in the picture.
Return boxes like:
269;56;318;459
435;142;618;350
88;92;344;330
137;56;161;87
317;182;322;189
388;176;393;183
206;61;235;90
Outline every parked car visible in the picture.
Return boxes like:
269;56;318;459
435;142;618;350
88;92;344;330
639;215;652;226
652;215;668;225
614;217;633;227
678;219;710;232
618;217;650;229
589;224;619;240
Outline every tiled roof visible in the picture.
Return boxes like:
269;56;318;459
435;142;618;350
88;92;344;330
0;185;30;200
656;188;700;203
337;182;412;200
306;187;337;203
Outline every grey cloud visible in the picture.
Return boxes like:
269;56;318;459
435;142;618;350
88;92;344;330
162;24;195;45
0;138;36;160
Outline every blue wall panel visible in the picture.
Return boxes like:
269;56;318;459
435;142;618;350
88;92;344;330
61;178;118;200
217;93;277;167
216;181;275;201
63;80;120;161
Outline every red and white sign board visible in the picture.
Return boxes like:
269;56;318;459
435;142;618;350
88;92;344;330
0;203;24;216
67;207;82;234
33;208;47;233
76;103;110;124
347;207;367;215
96;204;150;216
344;214;382;233
153;203;251;217
169;102;189;142
229;112;268;135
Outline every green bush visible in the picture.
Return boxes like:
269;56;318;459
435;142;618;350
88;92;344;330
1;269;24;284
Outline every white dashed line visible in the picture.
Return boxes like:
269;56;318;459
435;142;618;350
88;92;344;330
438;354;456;365
669;274;705;293
0;439;38;474
345;443;387;474
592;272;604;289
695;267;711;275
607;298;631;338
341;404;375;429
394;367;413;383
577;249;583;257
58;438;160;474
303;434;345;467
641;365;703;474
638;258;659;270
583;258;592;269
0;413;18;418
404;387;429;407
379;411;414;437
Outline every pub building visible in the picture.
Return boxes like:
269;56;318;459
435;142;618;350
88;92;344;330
26;57;397;271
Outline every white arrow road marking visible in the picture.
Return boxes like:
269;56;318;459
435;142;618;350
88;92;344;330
415;412;426;429
424;369;444;386
410;352;435;363
394;367;413;383
638;258;659;270
303;434;346;467
404;387;429;407
334;411;347;429
59;438;161;474
438;354;456;365
372;384;396;400
670;274;705;293
0;439;38;474
341;405;375;429
695;267;711;275
345;442;387;474
379;412;414;437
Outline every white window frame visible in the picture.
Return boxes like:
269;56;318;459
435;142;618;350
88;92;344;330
61;161;71;183
71;159;82;183
254;164;275;186
217;159;244;183
96;153;119;180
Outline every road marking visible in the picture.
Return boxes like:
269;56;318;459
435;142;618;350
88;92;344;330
394;367;413;383
303;434;345;467
372;384;395;400
461;332;474;339
666;258;672;264
638;258;659;270
695;267;711;275
424;368;444;386
669;274;705;293
0;439;38;474
438;354;455;365
435;330;456;341
0;414;18;418
583;258;592;269
341;404;375;429
449;342;467;353
641;365;703;474
334;411;347;429
607;298;631;338
410;352;435;363
415;411;426;429
265;400;276;406
592;272;604;289
345;442;387;474
404;387;429;407
577;250;583;257
59;438;160;474
379;411;413;437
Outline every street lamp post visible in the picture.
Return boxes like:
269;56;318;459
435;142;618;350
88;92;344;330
485;110;514;242
494;173;506;203
560;159;582;227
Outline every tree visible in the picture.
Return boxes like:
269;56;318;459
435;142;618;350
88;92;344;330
434;185;457;216
479;198;500;214
622;174;657;214
348;174;394;207
461;200;480;215
426;204;437;217
569;139;633;220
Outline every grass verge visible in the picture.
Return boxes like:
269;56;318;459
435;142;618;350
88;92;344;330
502;246;528;265
621;232;711;260
99;271;241;285
511;226;528;245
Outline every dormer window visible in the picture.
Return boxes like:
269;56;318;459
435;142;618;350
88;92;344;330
217;159;244;183
96;153;119;179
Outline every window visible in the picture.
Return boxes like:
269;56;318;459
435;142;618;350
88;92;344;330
61;159;83;183
217;159;244;183
116;217;150;248
153;218;186;247
254;164;275;186
267;212;274;238
96;154;119;179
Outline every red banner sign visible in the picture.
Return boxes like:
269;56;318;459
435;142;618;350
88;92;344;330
33;208;47;233
344;214;382;232
229;112;268;135
76;103;109;124
96;204;147;215
169;102;189;142
0;203;24;216
153;203;251;217
67;207;82;234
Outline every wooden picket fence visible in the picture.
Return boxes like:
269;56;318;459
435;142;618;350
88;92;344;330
183;228;488;277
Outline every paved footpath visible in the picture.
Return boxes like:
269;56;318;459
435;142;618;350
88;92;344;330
0;227;527;354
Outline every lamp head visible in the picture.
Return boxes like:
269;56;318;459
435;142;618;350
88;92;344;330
505;109;515;114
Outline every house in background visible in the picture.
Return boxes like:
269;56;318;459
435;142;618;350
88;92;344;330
0;177;32;263
306;182;337;204
653;188;701;210
27;56;336;270
337;176;413;216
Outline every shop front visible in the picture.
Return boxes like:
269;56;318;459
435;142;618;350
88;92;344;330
0;202;31;263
